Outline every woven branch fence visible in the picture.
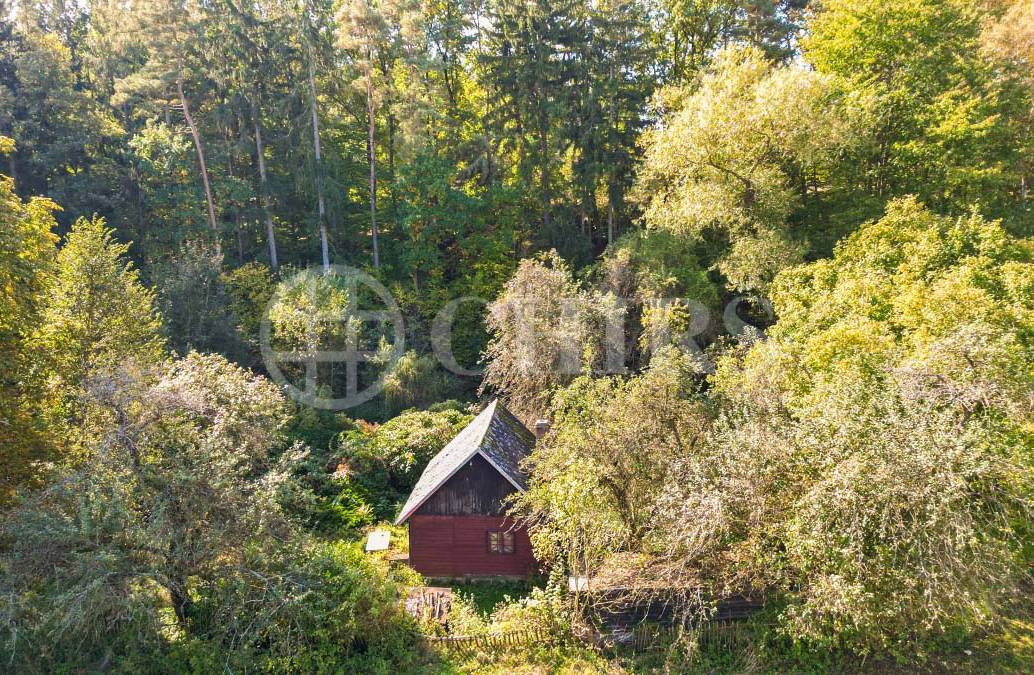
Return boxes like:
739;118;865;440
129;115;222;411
422;619;760;656
423;628;556;656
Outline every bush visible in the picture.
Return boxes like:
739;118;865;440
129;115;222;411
490;582;572;638
339;407;473;500
176;541;422;673
380;348;461;418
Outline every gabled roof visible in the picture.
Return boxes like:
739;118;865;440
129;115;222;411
395;400;535;525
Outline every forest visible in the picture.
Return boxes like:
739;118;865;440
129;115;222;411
0;0;1032;672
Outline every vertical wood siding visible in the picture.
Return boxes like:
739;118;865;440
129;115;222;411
415;454;516;517
408;514;537;577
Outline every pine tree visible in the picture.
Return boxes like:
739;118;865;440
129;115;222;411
480;0;583;229
116;0;220;235
569;0;654;245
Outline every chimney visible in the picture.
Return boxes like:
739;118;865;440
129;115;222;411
534;419;550;441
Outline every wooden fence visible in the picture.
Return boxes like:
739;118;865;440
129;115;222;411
421;619;759;656
423;627;556;656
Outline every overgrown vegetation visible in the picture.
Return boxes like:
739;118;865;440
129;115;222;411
1;0;1032;672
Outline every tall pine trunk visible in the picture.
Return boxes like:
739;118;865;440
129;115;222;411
366;56;380;270
251;98;278;270
177;72;218;235
607;63;617;246
306;51;330;273
538;105;551;228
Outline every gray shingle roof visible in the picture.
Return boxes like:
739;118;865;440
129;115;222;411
394;400;535;524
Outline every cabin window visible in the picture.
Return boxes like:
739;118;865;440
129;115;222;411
487;530;515;554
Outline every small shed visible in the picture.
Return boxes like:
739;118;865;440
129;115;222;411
395;399;538;578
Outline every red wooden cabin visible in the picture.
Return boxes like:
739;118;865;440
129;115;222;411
395;400;539;579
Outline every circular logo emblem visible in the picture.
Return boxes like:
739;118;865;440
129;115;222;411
259;265;405;410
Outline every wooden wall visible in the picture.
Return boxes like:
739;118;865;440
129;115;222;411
415;454;516;517
408;514;537;578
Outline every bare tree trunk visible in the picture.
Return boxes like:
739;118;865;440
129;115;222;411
608;63;617;247
235;211;244;263
608;202;615;247
177;73;218;235
307;53;330;273
366;57;380;270
388;107;399;229
251;99;278;270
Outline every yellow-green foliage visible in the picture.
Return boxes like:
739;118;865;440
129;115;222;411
702;197;1033;653
222;261;275;348
33;216;165;390
804;0;1027;219
749;195;1033;417
514;347;709;577
633;45;864;292
0;171;58;498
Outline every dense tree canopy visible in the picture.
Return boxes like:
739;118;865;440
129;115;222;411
0;0;1032;669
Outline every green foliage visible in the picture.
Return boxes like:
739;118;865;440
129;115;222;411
598;229;720;365
482;251;625;420
31;216;165;445
763;196;1033;400
380;348;461;418
0;352;303;669
508;199;1032;657
0;171;58;498
127;121;207;252
3;0;1034;670
281;405;472;534
515;347;709;574
634;45;863;293
489;581;572;637
176;541;420;674
4;30;122;223
340;406;473;500
221;260;275;352
33;216;165;387
152;238;244;358
457;580;534;618
657;0;810;82
698;198;1034;652
602;228;718;305
805;0;1030;225
268;268;352;353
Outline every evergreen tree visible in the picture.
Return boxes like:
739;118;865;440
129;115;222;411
115;0;220;234
480;0;583;229
569;0;654;246
2;28;120;222
33;216;165;393
656;0;810;84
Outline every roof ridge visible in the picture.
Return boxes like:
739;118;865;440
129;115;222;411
394;399;509;525
471;398;499;450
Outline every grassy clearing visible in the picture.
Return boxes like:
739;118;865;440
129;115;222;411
452;579;539;617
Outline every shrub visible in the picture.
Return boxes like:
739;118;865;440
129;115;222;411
339;407;473;498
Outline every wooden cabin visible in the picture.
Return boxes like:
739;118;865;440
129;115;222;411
395;400;538;578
